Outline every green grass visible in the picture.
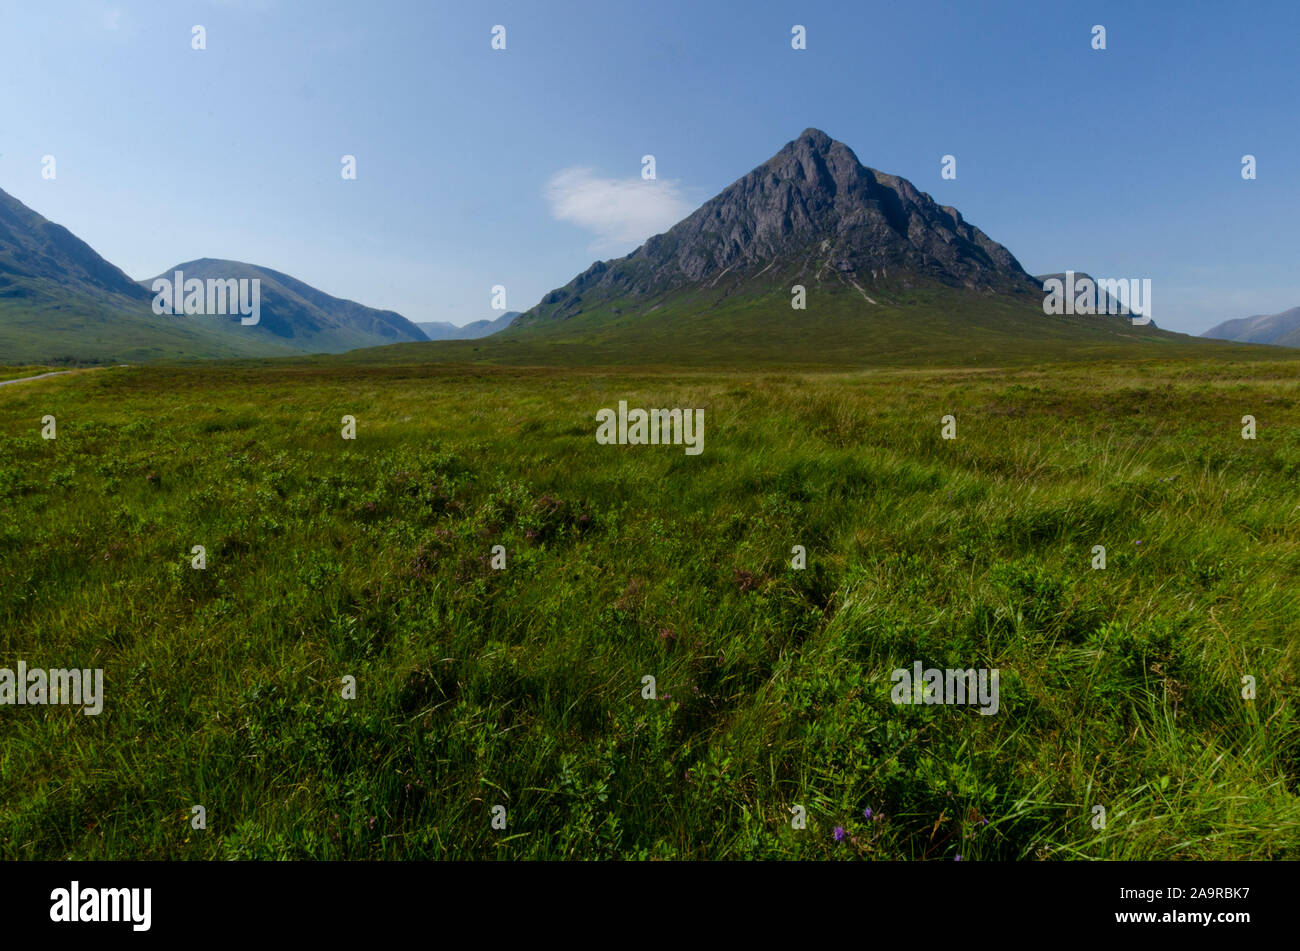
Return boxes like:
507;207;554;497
0;356;1296;859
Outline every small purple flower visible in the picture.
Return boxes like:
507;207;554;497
863;807;873;821
954;854;963;861
833;826;846;842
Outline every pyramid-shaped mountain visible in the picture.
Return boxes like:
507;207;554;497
516;128;1041;329
470;128;1210;366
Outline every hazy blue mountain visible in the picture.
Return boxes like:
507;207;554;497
416;311;519;340
1202;306;1300;348
142;259;428;354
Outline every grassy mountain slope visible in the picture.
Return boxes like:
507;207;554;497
334;283;1283;370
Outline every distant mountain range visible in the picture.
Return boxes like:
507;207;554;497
0;186;426;363
415;312;519;341
1201;307;1300;348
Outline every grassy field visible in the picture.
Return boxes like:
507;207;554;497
0;355;1297;859
0;290;303;366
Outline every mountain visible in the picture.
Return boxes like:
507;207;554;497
513;127;1043;333
416;311;519;340
0;187;151;305
0;186;300;364
142;259;427;354
1201;307;1300;348
454;128;1198;366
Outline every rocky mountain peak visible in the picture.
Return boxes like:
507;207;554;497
521;128;1037;325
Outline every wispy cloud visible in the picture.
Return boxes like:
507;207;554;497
544;167;694;254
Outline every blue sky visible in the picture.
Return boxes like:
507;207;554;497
1;0;1296;333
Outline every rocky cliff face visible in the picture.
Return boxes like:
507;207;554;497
519;128;1038;325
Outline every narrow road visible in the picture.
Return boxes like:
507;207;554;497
0;366;121;388
0;370;75;387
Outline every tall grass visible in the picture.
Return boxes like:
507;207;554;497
0;357;1296;858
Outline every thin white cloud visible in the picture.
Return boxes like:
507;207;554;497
544;167;694;254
